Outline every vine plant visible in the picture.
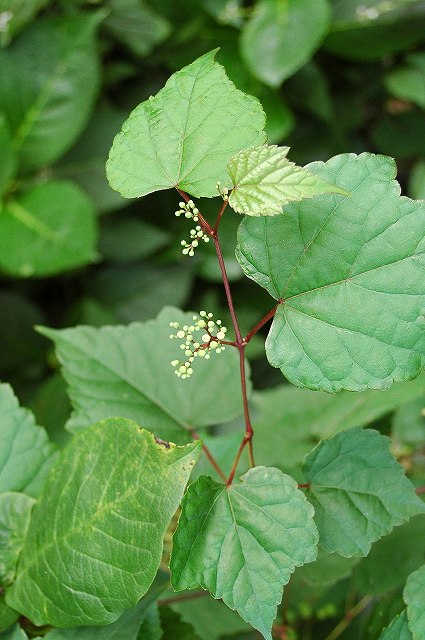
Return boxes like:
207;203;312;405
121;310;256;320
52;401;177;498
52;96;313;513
1;50;425;640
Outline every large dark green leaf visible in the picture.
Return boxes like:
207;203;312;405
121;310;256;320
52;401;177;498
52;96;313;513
171;468;318;640
236;153;425;392
106;50;266;199
0;181;97;277
302;428;425;557
240;0;330;87
39;307;249;443
0;383;55;498
0;0;48;46
6;419;200;627
0;14;101;172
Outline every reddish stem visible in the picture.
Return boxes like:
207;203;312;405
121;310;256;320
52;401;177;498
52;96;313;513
158;590;209;606
244;303;279;344
175;188;256;485
416;486;425;495
213;198;229;234
192;432;227;483
298;483;311;489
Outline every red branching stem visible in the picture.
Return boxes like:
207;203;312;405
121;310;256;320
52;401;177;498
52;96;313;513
213;198;229;234
175;188;255;484
416;486;425;495
192;432;227;483
244;303;279;344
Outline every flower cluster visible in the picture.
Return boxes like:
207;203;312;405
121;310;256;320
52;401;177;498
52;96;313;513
175;200;210;257
169;311;228;379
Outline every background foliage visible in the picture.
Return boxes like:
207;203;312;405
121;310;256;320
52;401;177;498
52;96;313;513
0;0;425;639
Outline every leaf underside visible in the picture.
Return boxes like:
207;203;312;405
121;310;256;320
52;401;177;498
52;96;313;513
171;467;318;640
236;152;425;392
106;49;266;199
302;428;425;557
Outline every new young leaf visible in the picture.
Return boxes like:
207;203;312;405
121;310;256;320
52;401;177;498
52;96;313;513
236;152;425;392
227;144;347;216
171;467;318;640
6;419;200;627
302;428;425;557
106;50;266;199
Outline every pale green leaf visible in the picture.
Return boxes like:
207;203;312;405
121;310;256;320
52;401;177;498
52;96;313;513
38;307;249;443
171;467;318;640
236;152;425;392
42;572;168;640
392;397;425;447
0;181;97;277
404;564;425;640
227;145;347;216
0;493;35;587
0;383;55;498
385;53;425;109
0;114;17;195
302;428;425;557
106;50;266;199
6;419;200;627
0;14;101;172
240;0;330;87
379;611;413;640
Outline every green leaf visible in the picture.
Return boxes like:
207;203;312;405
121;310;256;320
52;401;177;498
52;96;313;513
0;0;48;46
6;419;200;627
392;398;425;447
236;152;425;392
385;54;425;110
0;14;101;172
171;468;318;640
227;144;347;216
325;1;425;61
0;626;29;640
38;307;249;443
99;216;170;263
0;383;55;498
409;160;425;200
353;514;425;596
379;611;413;640
404;564;425;640
159;606;202;640
302;428;425;557
0;115;17;195
106;50;266;199
103;0;171;58
0;492;35;587
42;572;168;639
240;0;331;87
0;181;97;277
0;597;19;633
252;374;425;471
137;603;161;640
